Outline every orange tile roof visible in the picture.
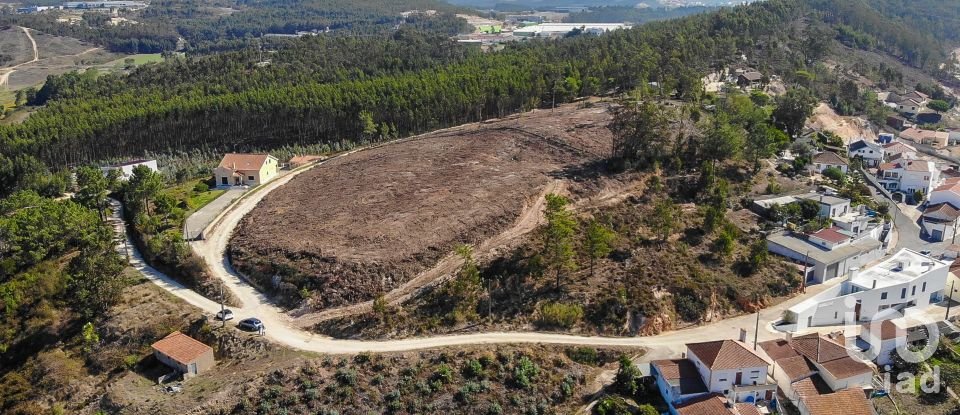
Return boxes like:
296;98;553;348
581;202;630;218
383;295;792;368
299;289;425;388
734;403;763;415
799;385;873;415
789;333;873;379
675;394;735;415
151;331;212;365
650;359;709;394
218;153;273;171
776;355;818;382
812;151;848;166
687;339;771;371
809;227;849;244
759;339;801;361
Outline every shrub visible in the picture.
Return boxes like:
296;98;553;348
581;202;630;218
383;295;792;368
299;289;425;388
193;182;209;193
433;363;454;384
565;347;598;365
463;359;485;378
487;403;503;415
335;368;357;386
765;180;782;194
822;166;845;183
594;395;630;415
512;356;540;389
123;354;139;370
537;302;584;328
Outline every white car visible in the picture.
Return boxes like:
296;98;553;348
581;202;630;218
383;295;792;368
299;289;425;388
215;309;234;321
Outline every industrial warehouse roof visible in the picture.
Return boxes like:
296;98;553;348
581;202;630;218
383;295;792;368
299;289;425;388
767;232;882;265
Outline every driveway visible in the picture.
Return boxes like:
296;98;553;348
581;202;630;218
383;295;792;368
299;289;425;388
183;187;246;240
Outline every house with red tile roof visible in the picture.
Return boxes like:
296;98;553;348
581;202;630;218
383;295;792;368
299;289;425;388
758;333;875;415
674;393;764;415
808;227;852;249
214;153;279;187
809;151;848;175
651;338;775;413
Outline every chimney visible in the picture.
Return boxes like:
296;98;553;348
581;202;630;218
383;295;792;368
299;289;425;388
848;267;859;281
739;328;748;342
786;332;793;342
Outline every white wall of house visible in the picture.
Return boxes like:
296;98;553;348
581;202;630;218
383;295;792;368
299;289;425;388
688;350;769;403
789;267;947;330
101;160;158;180
928;192;960;209
816;362;874;391
849;147;883;167
861;332;902;367
813;163;848;174
901;167;939;196
921;218;957;242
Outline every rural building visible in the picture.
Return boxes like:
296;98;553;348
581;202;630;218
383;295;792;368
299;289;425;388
214;153;279;187
100;159;158;181
877;133;894;144
783;249;949;330
881;141;916;159
886;115;906;131
899;127;949;147
858;319;906;367
512;23;630;38
847;139;884;167
796;193;850;219
766;228;884;285
651;338;775;414
920;202;960;242
809;151;848;174
672;393;763;415
876;158;939;201
151;331;215;378
288;155;324;168
505;14;544;24
737;71;763;88
758;333;873;415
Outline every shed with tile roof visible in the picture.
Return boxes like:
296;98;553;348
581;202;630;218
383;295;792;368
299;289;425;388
151;331;215;378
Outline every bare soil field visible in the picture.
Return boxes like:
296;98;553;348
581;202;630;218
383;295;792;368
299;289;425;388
5;32;115;90
230;103;613;311
807;103;877;145
0;26;34;67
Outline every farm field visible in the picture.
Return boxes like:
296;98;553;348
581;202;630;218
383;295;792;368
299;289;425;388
229;103;614;311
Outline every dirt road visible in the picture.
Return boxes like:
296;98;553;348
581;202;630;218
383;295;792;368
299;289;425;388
0;26;38;87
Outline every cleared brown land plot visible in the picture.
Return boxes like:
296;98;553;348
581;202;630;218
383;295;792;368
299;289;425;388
230;103;613;310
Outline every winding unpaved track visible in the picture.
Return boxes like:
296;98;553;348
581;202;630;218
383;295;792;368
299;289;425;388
0;26;38;87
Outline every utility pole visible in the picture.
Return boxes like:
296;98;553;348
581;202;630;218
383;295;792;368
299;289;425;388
800;250;810;294
220;282;225;328
946;280;956;321
753;311;760;350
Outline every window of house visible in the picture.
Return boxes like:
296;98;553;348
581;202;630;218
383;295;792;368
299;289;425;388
902;288;907;299
923;282;927;292
248;175;255;181
881;292;888;300
834;312;838;319
719;378;727;382
912;286;916;296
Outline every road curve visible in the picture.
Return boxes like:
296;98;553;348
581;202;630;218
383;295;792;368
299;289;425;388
0;26;38;88
99;121;833;355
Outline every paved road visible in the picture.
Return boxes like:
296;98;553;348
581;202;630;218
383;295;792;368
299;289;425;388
870;186;951;256
183;187;246;240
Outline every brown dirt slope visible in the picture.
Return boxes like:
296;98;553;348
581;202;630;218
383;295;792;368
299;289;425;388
229;103;613;310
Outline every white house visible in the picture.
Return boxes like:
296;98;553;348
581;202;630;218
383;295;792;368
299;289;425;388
877;158;940;201
651;339;774;414
766;229;884;285
783;249;949;330
927;177;960;209
920;202;960;242
858;319;906;367
810;151;849;174
797;194;850;219
758;333;874;415
100;159;158;181
847;140;884;167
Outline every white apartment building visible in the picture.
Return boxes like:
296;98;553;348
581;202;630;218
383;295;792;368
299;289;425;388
784;249;949;330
